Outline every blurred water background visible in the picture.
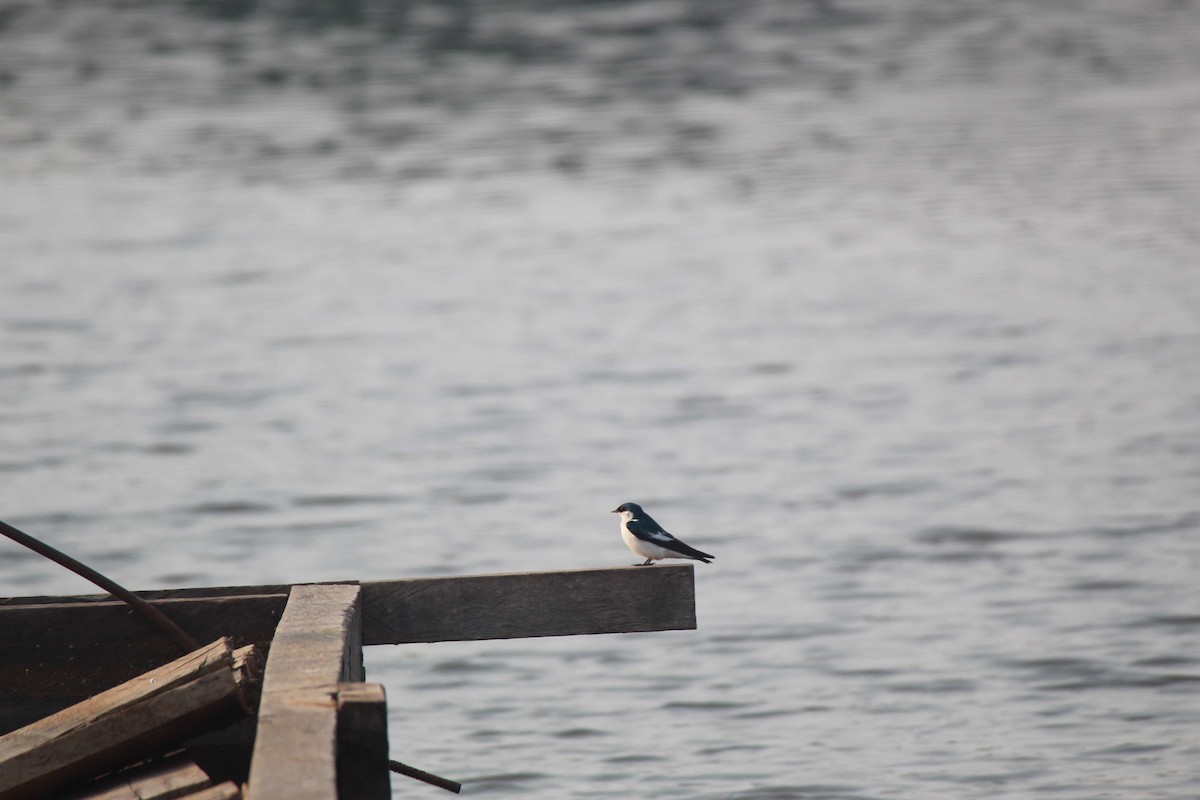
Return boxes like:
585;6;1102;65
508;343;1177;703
2;0;1200;797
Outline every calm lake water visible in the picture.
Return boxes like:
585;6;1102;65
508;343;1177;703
2;1;1199;797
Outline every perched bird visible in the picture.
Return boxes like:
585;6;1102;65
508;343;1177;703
612;502;714;566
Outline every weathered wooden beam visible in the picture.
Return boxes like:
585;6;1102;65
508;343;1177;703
361;564;697;644
246;584;362;800
0;594;286;735
335;684;390;800
2;565;697;647
0;639;254;800
61;753;211;800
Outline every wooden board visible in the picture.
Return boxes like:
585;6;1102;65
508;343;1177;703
245;584;362;800
180;783;242;800
0;594;286;735
0;640;251;800
2;564;696;643
335;684;389;800
61;753;211;800
360;564;697;644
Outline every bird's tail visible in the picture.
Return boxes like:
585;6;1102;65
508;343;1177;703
679;543;714;563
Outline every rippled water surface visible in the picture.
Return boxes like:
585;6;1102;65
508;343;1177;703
2;1;1199;797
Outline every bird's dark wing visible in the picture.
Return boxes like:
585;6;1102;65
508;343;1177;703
626;517;714;562
634;510;669;532
625;516;676;545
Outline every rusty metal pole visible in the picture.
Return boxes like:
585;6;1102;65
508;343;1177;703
0;518;200;653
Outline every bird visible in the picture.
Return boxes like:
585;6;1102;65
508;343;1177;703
612;502;714;566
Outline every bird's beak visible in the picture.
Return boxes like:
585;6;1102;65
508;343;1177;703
610;508;620;513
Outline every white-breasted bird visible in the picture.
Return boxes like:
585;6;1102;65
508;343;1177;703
612;502;714;566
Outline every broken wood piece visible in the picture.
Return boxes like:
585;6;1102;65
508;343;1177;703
245;584;362;800
230;644;264;712
0;639;254;800
335;683;390;800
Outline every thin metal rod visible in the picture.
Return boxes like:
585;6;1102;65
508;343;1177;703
389;759;462;794
0;518;201;653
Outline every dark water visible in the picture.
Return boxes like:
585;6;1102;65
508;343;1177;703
2;1;1199;797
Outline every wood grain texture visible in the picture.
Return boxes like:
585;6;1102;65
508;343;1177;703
360;564;697;644
61;753;211;800
0;595;286;736
335;684;389;800
245;585;362;800
0;640;252;800
178;782;243;800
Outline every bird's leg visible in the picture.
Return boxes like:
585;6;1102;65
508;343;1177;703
641;558;654;566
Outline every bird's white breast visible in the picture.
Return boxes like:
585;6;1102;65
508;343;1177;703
621;520;673;560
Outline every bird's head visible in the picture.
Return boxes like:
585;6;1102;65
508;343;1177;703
611;502;642;517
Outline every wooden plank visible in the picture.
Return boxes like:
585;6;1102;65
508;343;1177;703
335;684;390;800
246;584;362;800
0;639;253;800
361;564;697;644
179;783;242;800
0;594;287;736
1;565;697;650
61;753;211;800
3;585;304;606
